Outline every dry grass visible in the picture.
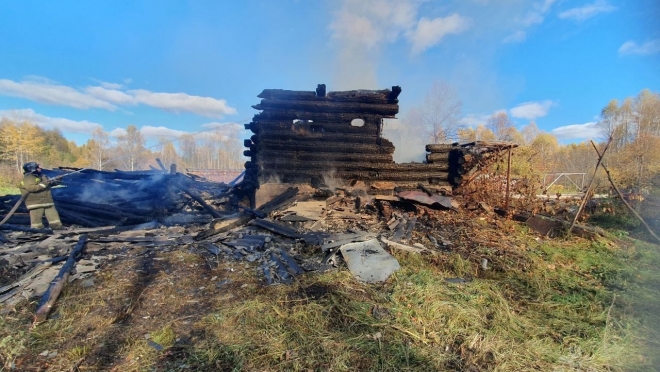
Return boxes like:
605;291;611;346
1;218;659;371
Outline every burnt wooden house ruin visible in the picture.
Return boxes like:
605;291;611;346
243;84;464;194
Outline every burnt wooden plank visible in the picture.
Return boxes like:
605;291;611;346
257;88;396;104
255;150;394;163
253;129;380;145
252;110;396;122
255;139;395;154
257;160;450;173
260;169;450;182
254;99;398;115
425;144;457;153
247;120;379;134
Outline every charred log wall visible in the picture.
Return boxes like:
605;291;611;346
244;84;460;189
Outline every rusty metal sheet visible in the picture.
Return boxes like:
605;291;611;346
397;191;454;209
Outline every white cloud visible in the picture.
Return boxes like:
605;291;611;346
502;30;526;44
329;0;418;47
0;108;102;133
522;0;557;26
99;81;123;90
408;14;471;54
618;39;660;56
108;128;127;138
140;125;188;138
0;79;117;110
510;100;554;120
460;114;490;127
201;121;240;130
329;0;468;55
504;0;556;45
85;86;134;104
0;77;238;118
551;122;600;141
558;0;616;22
129;90;237;118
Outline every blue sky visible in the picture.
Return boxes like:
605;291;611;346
1;0;659;150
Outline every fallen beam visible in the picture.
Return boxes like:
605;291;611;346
34;234;88;324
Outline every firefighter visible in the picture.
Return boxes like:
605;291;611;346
19;162;63;229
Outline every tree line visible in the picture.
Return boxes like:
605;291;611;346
398;84;660;192
0;122;246;186
2;87;658;192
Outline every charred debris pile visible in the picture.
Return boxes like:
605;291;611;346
0;167;248;229
1;84;605;317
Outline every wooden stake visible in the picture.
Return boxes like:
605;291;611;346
505;146;512;211
590;141;660;244
567;136;613;235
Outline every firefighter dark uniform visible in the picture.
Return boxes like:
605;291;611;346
19;162;62;229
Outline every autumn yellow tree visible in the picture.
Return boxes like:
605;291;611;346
0;119;46;174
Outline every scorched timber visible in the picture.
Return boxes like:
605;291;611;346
257;88;398;104
426;153;450;162
256;160;451;173
252;111;395;122
245;120;380;135
253;99;398;116
260;169;451;182
251;150;394;163
251;130;381;145
425;144;458;153
253;140;395;154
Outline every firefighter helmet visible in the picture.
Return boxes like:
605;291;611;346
22;162;40;174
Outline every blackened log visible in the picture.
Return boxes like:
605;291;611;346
170;163;177;174
257;160;450;173
253;110;396;122
254;129;380;144
425;144;460;153
257;88;396;104
254;99;398;116
426;153;450;162
371;181;452;190
194;187;298;241
256;150;394;163
251;219;303;239
173;181;224;219
57;207;119;227
257;89;318;101
195;213;253;241
257;187;299;212
255;139;394;154
34;234;88;324
261;169;450;182
327;89;396;103
247;120;379;134
156;158;168;172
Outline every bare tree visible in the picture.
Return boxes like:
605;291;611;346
487;112;516;141
409;80;462;144
157;137;179;168
179;134;198;168
87;127;109;170
116;125;146;171
521;121;540;145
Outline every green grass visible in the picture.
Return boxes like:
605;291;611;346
1;222;659;371
0;186;19;196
